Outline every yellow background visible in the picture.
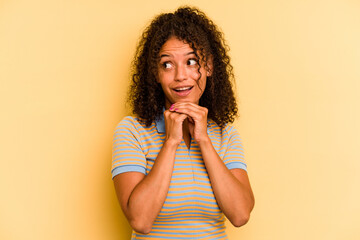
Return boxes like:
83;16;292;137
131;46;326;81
1;0;359;239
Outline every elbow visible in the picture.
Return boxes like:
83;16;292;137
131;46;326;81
231;213;250;227
231;195;255;227
129;219;153;234
229;206;253;228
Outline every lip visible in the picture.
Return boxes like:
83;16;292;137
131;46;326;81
171;85;193;97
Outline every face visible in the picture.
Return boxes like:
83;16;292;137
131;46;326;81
157;37;212;109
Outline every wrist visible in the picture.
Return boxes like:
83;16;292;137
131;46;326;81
196;135;211;146
163;138;180;149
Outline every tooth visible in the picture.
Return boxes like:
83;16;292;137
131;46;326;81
176;87;190;91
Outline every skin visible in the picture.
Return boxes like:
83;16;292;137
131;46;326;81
157;36;210;147
113;37;255;234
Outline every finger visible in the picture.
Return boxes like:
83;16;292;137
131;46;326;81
164;109;172;118
173;105;207;120
173;102;207;113
168;102;192;112
172;102;201;109
174;102;199;110
167;111;188;122
176;113;188;122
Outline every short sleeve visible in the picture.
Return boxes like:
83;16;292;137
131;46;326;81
223;125;247;172
111;116;147;179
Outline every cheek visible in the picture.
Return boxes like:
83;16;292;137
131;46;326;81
157;76;171;93
158;71;172;84
198;72;207;88
157;75;165;87
189;68;202;80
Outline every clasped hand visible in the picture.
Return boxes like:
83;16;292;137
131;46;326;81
164;102;209;145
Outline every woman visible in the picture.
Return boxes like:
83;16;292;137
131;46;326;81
112;6;254;239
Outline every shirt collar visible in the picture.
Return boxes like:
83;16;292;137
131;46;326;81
155;108;166;133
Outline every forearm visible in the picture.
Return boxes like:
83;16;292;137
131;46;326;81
199;138;254;227
126;140;178;233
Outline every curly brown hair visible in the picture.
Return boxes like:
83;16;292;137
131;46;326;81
128;6;238;128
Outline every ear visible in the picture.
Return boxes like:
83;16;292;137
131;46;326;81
206;55;213;77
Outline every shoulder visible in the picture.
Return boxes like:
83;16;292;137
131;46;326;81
114;116;157;139
117;116;139;126
115;116;148;130
207;119;237;136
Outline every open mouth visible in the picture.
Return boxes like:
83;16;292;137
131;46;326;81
173;86;194;92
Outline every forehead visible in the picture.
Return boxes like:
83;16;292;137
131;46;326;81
159;37;194;55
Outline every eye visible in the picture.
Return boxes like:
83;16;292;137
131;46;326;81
162;62;172;69
187;59;198;66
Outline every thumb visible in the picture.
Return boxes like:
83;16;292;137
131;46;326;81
187;116;194;124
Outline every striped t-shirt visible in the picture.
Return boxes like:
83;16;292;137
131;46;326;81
111;114;247;240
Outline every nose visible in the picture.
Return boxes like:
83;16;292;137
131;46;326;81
175;64;187;81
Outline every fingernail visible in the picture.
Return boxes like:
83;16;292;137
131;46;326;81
169;105;174;110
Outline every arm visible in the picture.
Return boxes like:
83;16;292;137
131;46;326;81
198;139;255;227
170;102;255;227
113;140;177;234
112;111;188;234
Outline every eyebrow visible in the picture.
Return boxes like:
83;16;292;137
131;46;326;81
159;51;196;58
